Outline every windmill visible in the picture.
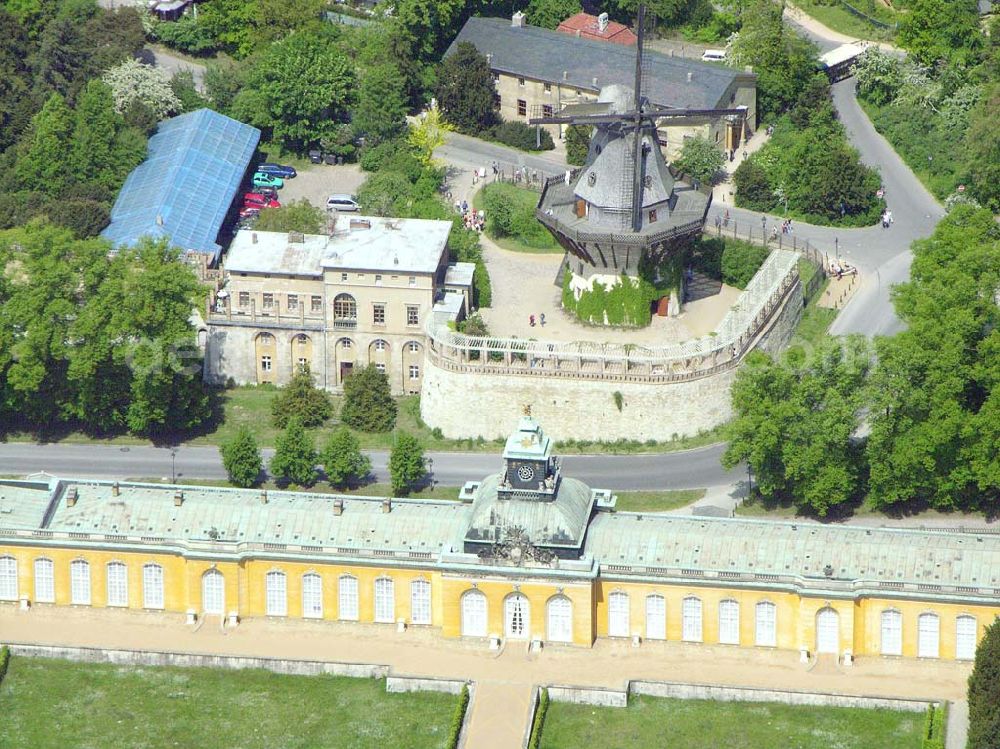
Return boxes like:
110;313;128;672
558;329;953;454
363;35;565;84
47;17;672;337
531;4;748;315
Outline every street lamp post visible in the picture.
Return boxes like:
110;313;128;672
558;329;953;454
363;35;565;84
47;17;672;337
170;448;177;484
746;462;753;499
427;456;434;488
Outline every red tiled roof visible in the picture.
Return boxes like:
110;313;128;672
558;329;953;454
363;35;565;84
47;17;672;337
556;12;637;46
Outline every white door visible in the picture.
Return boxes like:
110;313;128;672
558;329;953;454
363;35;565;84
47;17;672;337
0;557;17;601
461;590;487;637
302;574;323;618
202;570;224;615
755;602;776;647
505;594;529;639
410;580;431;625
719;600;740;644
547;596;572;642
682;597;702;642
918;613;939;658
956;616;977;660
608;591;630;637
70;560;91;605
645;595;666;640
881;610;902;656
816;608;839;654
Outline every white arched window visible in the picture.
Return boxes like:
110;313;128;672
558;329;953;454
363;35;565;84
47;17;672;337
608;591;630;637
0;556;17;601
70;559;91;605
34;558;55;603
201;569;224;615
106;561;128;607
881;610;902;656
682;597;702;642
143;564;164;609
302;573;323;619
918;613;940;658
718;599;740;644
374;577;395;623
547;596;573;643
338;575;359;621
410;579;431;625
956;616;977;660
645;594;666;640
265;571;287;617
461;589;487;637
755;601;776;647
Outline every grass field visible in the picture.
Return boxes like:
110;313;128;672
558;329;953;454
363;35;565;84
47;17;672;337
473;183;562;254
539;695;924;749
0;657;458;749
790;0;898;40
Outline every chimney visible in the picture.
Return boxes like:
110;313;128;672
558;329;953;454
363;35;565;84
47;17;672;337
687;71;693;82
486;52;493;65
112;482;120;497
382;498;392;514
174;490;184;507
598;12;609;32
288;231;304;244
252;232;258;244
576;29;581;37
562;70;568;81
156;214;164;227
260;490;268;505
511;10;525;27
333;498;344;516
66;487;78;507
349;218;371;231
592;76;598;86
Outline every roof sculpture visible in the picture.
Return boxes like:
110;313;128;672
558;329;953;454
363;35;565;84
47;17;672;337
101;109;261;263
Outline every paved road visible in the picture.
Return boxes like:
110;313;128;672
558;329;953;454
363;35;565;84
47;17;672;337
0;442;738;490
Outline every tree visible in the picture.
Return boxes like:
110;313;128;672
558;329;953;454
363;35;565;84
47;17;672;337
615;0;704;28
732;158;772;210
204;58;246;115
385;0;466;63
0;7;34;152
269;417;317;486
435;42;498;134
673;135;725;185
69;80;124;192
898;0;982;68
221;425;263;487
968;619;1000;749
14;93;74;197
526;0;582;28
352;63;409;145
407;107;453;167
232;29;354;150
151;15;218;56
851;48;904;107
389;432;425;495
964;83;1000;212
339;365;397;432
254;199;327;234
170;71;209;113
102;58;182;122
321;426;372;488
270;364;333;428
565;125;591;166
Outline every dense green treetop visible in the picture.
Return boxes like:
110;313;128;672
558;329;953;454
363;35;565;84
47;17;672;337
968;618;1000;749
339;365;398;433
435;42;498;134
389;432;426;495
321;426;372;488
221;425;264;488
270;365;333;429
269;417;318;486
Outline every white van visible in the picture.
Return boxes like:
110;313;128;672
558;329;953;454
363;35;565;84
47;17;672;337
326;194;360;212
701;49;727;62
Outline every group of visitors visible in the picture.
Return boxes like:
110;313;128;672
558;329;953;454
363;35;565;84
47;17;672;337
830;259;855;280
454;199;485;231
489;162;538;185
881;209;894;229
529;313;547;327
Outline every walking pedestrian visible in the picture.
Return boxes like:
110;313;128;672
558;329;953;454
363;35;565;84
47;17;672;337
529;314;536;327
539;313;546;326
887;210;893;226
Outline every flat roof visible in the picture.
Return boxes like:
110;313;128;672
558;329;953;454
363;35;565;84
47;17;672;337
449;17;752;110
819;41;869;68
444;262;475;287
225;217;452;276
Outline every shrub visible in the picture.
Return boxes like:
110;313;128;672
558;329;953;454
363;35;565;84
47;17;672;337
968;618;1000;749
565;125;590;166
921;703;947;749
221;426;264;487
721;240;769;288
488;121;554;151
528;687;549;749
340;365;397;433
0;645;9;684
447;683;470;749
388;432;425;495
270;365;333;428
269;417;317;487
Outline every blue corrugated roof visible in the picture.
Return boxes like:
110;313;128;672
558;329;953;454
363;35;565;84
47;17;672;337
101;109;261;262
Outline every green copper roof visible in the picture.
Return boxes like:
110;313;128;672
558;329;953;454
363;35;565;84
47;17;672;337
503;416;552;461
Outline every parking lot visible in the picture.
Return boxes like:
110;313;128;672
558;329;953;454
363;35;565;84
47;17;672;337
276;163;366;210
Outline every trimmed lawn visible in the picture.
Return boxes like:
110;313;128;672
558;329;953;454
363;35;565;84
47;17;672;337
540;695;924;749
614;489;706;512
0;657;458;749
790;291;837;350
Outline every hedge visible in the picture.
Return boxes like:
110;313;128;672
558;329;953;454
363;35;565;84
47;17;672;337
0;645;9;685
528;687;549;749
447;683;470;749
921;702;947;749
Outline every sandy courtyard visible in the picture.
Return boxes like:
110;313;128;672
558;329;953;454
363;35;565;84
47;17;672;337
477;236;741;345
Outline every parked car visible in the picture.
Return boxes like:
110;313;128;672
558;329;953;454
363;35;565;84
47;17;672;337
255;186;279;200
244;194;281;209
326;194;360;212
252;172;284;189
256;163;297;179
239;206;261;219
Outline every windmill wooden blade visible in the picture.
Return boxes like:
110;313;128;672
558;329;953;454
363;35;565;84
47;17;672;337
630;3;647;233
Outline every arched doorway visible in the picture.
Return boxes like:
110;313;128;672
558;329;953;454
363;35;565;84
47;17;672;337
290;333;313;373
504;593;530;639
815;607;839;654
254;332;277;384
461;589;487;637
202;569;225;615
546;596;572;643
335;337;356;385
